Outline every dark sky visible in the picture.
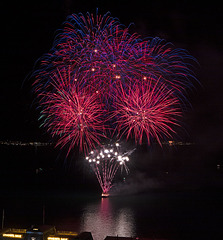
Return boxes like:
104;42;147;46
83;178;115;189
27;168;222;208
1;0;223;183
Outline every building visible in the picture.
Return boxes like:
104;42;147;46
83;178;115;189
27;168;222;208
1;228;26;240
0;226;92;240
25;226;56;240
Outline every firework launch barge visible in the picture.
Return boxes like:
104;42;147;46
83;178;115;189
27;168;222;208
101;193;110;198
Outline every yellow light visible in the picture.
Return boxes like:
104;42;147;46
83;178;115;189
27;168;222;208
112;64;116;68
48;238;68;240
101;193;109;197
91;68;95;72
3;234;22;238
48;237;60;240
143;76;147;80
56;231;78;236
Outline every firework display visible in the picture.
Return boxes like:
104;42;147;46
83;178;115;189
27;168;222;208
38;68;106;154
112;79;181;146
86;142;135;195
33;11;197;154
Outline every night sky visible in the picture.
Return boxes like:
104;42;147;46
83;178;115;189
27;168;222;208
1;0;223;191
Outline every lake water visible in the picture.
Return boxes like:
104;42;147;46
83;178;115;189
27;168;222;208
2;190;223;240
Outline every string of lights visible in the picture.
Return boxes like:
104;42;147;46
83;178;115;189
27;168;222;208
0;140;193;147
0;141;53;147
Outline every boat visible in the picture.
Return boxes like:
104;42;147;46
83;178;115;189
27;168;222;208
101;192;109;198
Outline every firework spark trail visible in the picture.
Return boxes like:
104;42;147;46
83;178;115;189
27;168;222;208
102;160;107;189
108;161;119;183
95;164;104;191
86;143;134;194
94;160;114;193
107;160;115;181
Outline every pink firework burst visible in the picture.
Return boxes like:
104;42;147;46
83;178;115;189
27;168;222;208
112;79;182;145
38;68;106;154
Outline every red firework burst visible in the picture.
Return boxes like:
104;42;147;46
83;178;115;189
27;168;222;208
112;79;182;145
38;69;106;154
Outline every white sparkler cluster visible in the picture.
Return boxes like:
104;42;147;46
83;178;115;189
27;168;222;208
85;142;130;165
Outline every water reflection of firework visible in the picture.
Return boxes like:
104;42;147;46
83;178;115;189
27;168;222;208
86;142;135;195
80;198;136;239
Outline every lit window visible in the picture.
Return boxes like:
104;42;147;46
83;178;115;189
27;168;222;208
3;234;22;238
